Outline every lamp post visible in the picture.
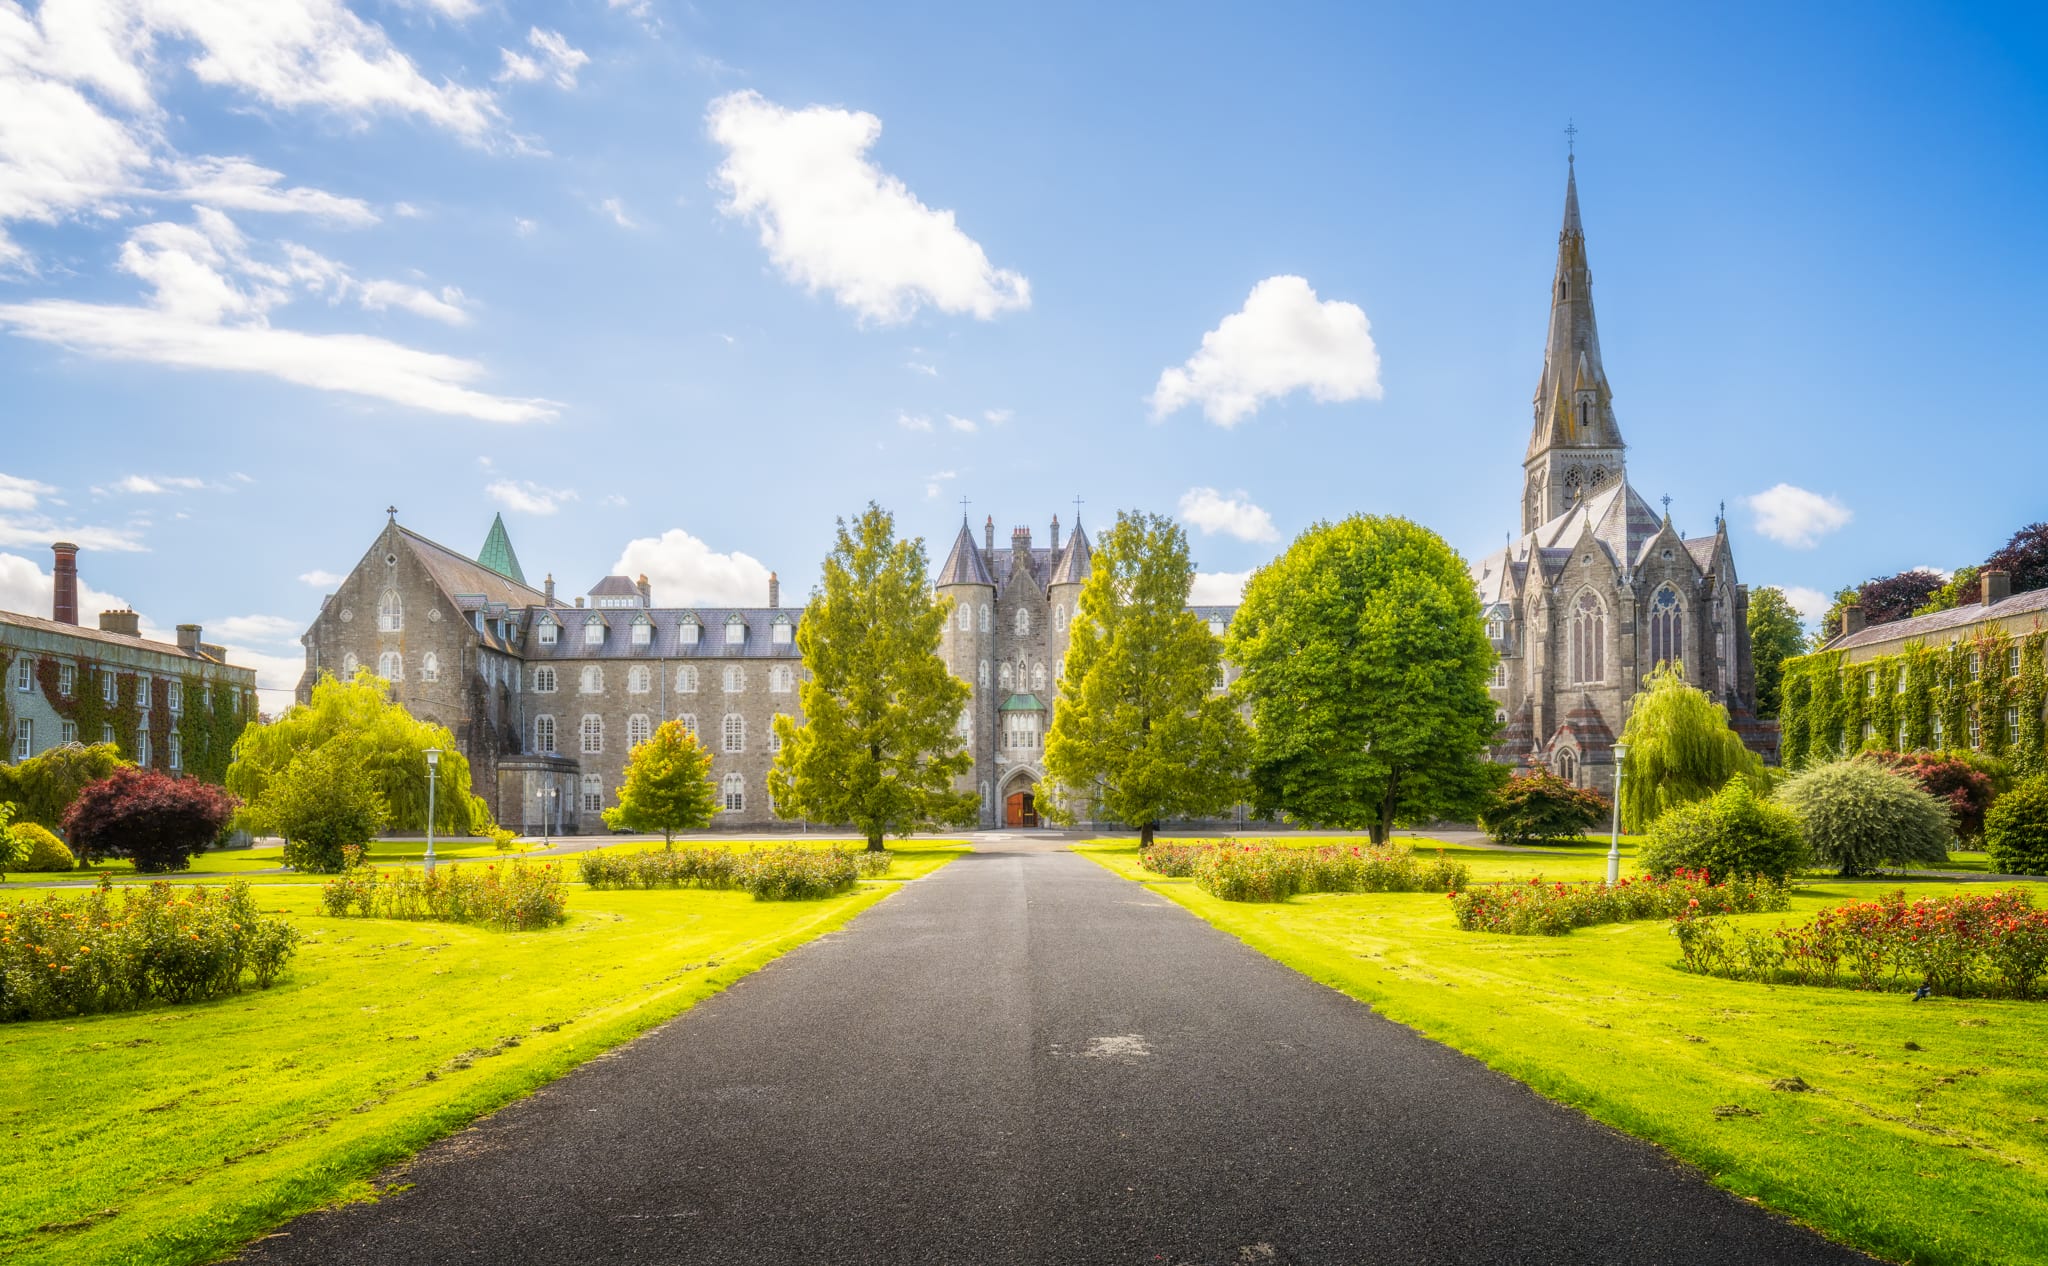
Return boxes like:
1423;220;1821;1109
1606;742;1629;887
538;786;556;848
424;748;441;874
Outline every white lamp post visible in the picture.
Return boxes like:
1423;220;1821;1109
1606;741;1629;887
424;748;442;873
539;786;556;847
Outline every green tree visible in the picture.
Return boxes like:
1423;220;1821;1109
252;742;392;873
768;504;977;850
603;719;719;845
1228;515;1502;844
1811;584;1861;651
226;670;492;838
1777;759;1951;876
0;803;21;882
1041;511;1247;846
1914;564;1981;617
0;742;128;831
1745;587;1806;720
1616;664;1765;832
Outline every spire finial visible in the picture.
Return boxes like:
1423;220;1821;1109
959;495;970;523
386;505;398;520
1564;119;1578;162
1072;493;1084;525
1661;494;1672;518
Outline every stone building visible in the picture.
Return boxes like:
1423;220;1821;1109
3;542;258;780
1469;159;1774;793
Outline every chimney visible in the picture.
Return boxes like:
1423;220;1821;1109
1012;525;1033;553
575;596;585;609
1049;514;1061;553
1982;568;2012;607
1842;606;1866;637
51;542;79;625
984;515;994;552
544;573;556;605
636;573;651;606
99;609;140;637
176;624;202;653
768;571;780;608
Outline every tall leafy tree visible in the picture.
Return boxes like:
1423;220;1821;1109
1811;584;1862;651
1745;587;1806;720
1984;522;2048;594
1041;511;1247;846
1858;569;1945;626
226;670;493;837
1228;516;1501;844
604;719;719;845
768;504;976;850
1615;664;1765;832
0;742;128;830
1915;564;1981;616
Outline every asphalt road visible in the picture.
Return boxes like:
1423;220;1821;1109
241;839;1871;1265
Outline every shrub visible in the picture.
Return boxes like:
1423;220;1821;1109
1479;770;1610;845
11;823;76;872
0;743;128;831
1986;775;2048;875
260;744;392;873
1135;843;1205;878
0;803;21;879
1776;760;1954;876
1639;777;1808;883
0;878;298;1021
576;846;890;899
1142;840;1468;902
61;767;238;873
740;848;860;901
1451;868;1789;936
320;860;569;930
1861;749;1999;842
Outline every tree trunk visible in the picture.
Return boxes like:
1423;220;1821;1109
867;833;885;852
1140;821;1156;849
1373;771;1400;845
664;829;673;851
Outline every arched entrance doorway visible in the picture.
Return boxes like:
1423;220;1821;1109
1001;771;1040;828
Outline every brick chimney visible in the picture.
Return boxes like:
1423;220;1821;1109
1049;514;1061;553
544;573;556;605
636;573;651;606
176;624;202;653
984;515;995;552
51;542;79;625
1982;568;2012;607
1842;606;1867;637
1011;525;1033;553
99;609;140;637
768;571;780;608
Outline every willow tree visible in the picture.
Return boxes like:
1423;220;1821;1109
1229;515;1501;844
227;670;493;837
1616;664;1765;832
1041;511;1248;846
768;504;977;850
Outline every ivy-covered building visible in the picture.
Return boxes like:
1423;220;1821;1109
2;542;258;782
1778;568;2047;771
1468;159;1775;793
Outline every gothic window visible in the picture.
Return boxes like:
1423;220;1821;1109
677;713;697;739
1056;657;1064;683
581;714;603;754
582;774;603;813
957;710;972;740
580;666;603;694
1647;587;1684;669
629;666;652;694
1016;608;1032;636
534;666;556;693
1055;606;1068;632
378;651;403;681
1590;465;1608;488
534;715;556;753
724;665;746;693
723;714;745;753
979;604;990;633
958;604;971;632
341;652;358;678
378;589;402;632
677;665;698;693
977;660;988;687
1555;747;1577;783
722;773;745;812
584;618;605;647
1491;661;1506;688
1004;711;1040;750
1031;663;1046;691
770;665;794;693
1568;591;1605;685
628;714;652;748
999;662;1014;690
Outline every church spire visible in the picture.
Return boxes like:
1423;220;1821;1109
477;512;527;585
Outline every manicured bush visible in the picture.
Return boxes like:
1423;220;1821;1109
1673;888;2048;997
1479;770;1610;845
61;767;238;873
0;878;299;1020
260;744;392;873
1639;777;1809;884
1451;868;1790;936
1861;749;1999;842
1140;841;1469;902
1776;760;1954;876
739;848;861;901
11;823;76;872
1985;775;2048;875
576;846;890;898
320;860;569;930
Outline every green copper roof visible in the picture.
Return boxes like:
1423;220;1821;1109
998;693;1045;712
477;513;527;585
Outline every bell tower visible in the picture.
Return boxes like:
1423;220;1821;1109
1523;157;1626;532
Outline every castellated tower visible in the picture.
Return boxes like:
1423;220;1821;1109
934;515;997;816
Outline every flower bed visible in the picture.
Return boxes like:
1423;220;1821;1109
577;846;891;900
1451;868;1790;936
320;860;569;930
1673;888;2048;997
1139;841;1468;902
0;878;299;1021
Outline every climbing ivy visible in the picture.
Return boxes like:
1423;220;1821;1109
12;652;252;782
1779;628;2048;775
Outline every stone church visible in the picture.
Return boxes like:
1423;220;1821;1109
1471;159;1775;793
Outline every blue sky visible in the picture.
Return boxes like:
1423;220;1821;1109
2;0;2044;708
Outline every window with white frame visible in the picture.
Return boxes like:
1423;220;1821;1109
378;651;403;681
581;714;603;754
13;718;30;759
101;723;114;745
57;663;74;696
167;680;181;712
1932;713;1945;747
773;619;792;645
1056;606;1068;632
629;713;652;748
977;660;988;687
2011;646;2023;674
538;619;558;646
677;713;697;739
726;617;746;645
580;666;603;694
1491;661;1507;687
1865;670;1877;698
999;662;1014;690
341;653;358;679
1208;617;1226;638
1056;657;1064;682
535;715;556;753
957;710;972;740
1016;608;1031;636
1970;652;1982;680
169;733;182;771
378;588;402;631
677;665;699;693
1485;617;1505;641
629;666;652;694
1213;665;1228;691
722;773;745;812
1003;710;1040;750
1031;663;1045;691
770;665;793;694
137;729;151;767
1899;719;1909;750
723;713;745;753
12;657;29;691
582;774;603;813
534;666;557;693
632;620;652;648
680;619;700;646
724;666;746;693
1647;587;1683;669
979;604;990;633
60;720;76;745
421;652;439;683
1568;591;1606;685
957;604;971;631
1896;670;1908;694
2008;705;2022;747
1970;712;1982;750
585;618;606;647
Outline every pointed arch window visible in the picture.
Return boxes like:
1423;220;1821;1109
534;666;556;693
378;589;402;632
958;603;971;632
1647;586;1684;670
534;715;556;753
677;713;697;740
1031;663;1046;692
979;604;990;633
977;660;988;687
1569;591;1606;685
580;714;603;754
341;652;359;678
420;652;439;682
723;713;745;753
676;665;698;693
628;666;652;694
378;651;403;681
580;666;603;694
1016;608;1032;636
999;662;1014;690
722;773;745;812
628;713;652;748
1054;605;1067;632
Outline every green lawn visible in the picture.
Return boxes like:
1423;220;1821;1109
0;841;965;1265
0;837;540;887
1082;840;2048;1266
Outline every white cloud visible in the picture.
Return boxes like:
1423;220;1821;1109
1150;275;1382;426
357;279;469;325
513;216;538;237
165;156;376;225
207;613;302;643
0;549;137;623
0;473;56;512
497;28;589;90
707;90;1029;324
907;360;938;376
924;469;957;499
1178;487;1279;543
945;414;977;433
983;407;1011;427
598;197;635;228
615;528;774;607
298;568;344;587
1746;484;1852;549
1189;570;1251;605
896;411;932;433
485;480;577;515
114;474;205;494
398;0;485;21
1780;585;1832;626
393;200;422;218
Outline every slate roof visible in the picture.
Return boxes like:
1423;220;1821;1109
1470;481;1688;594
477;513;527;586
402;527;548;610
935;520;996;588
519;607;799;660
1190;605;1240;629
1049;522;1093;586
0;609;247;672
587;575;641;599
1682;536;1720;572
1826;586;2048;653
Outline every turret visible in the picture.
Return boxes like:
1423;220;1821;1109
935;515;997;811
